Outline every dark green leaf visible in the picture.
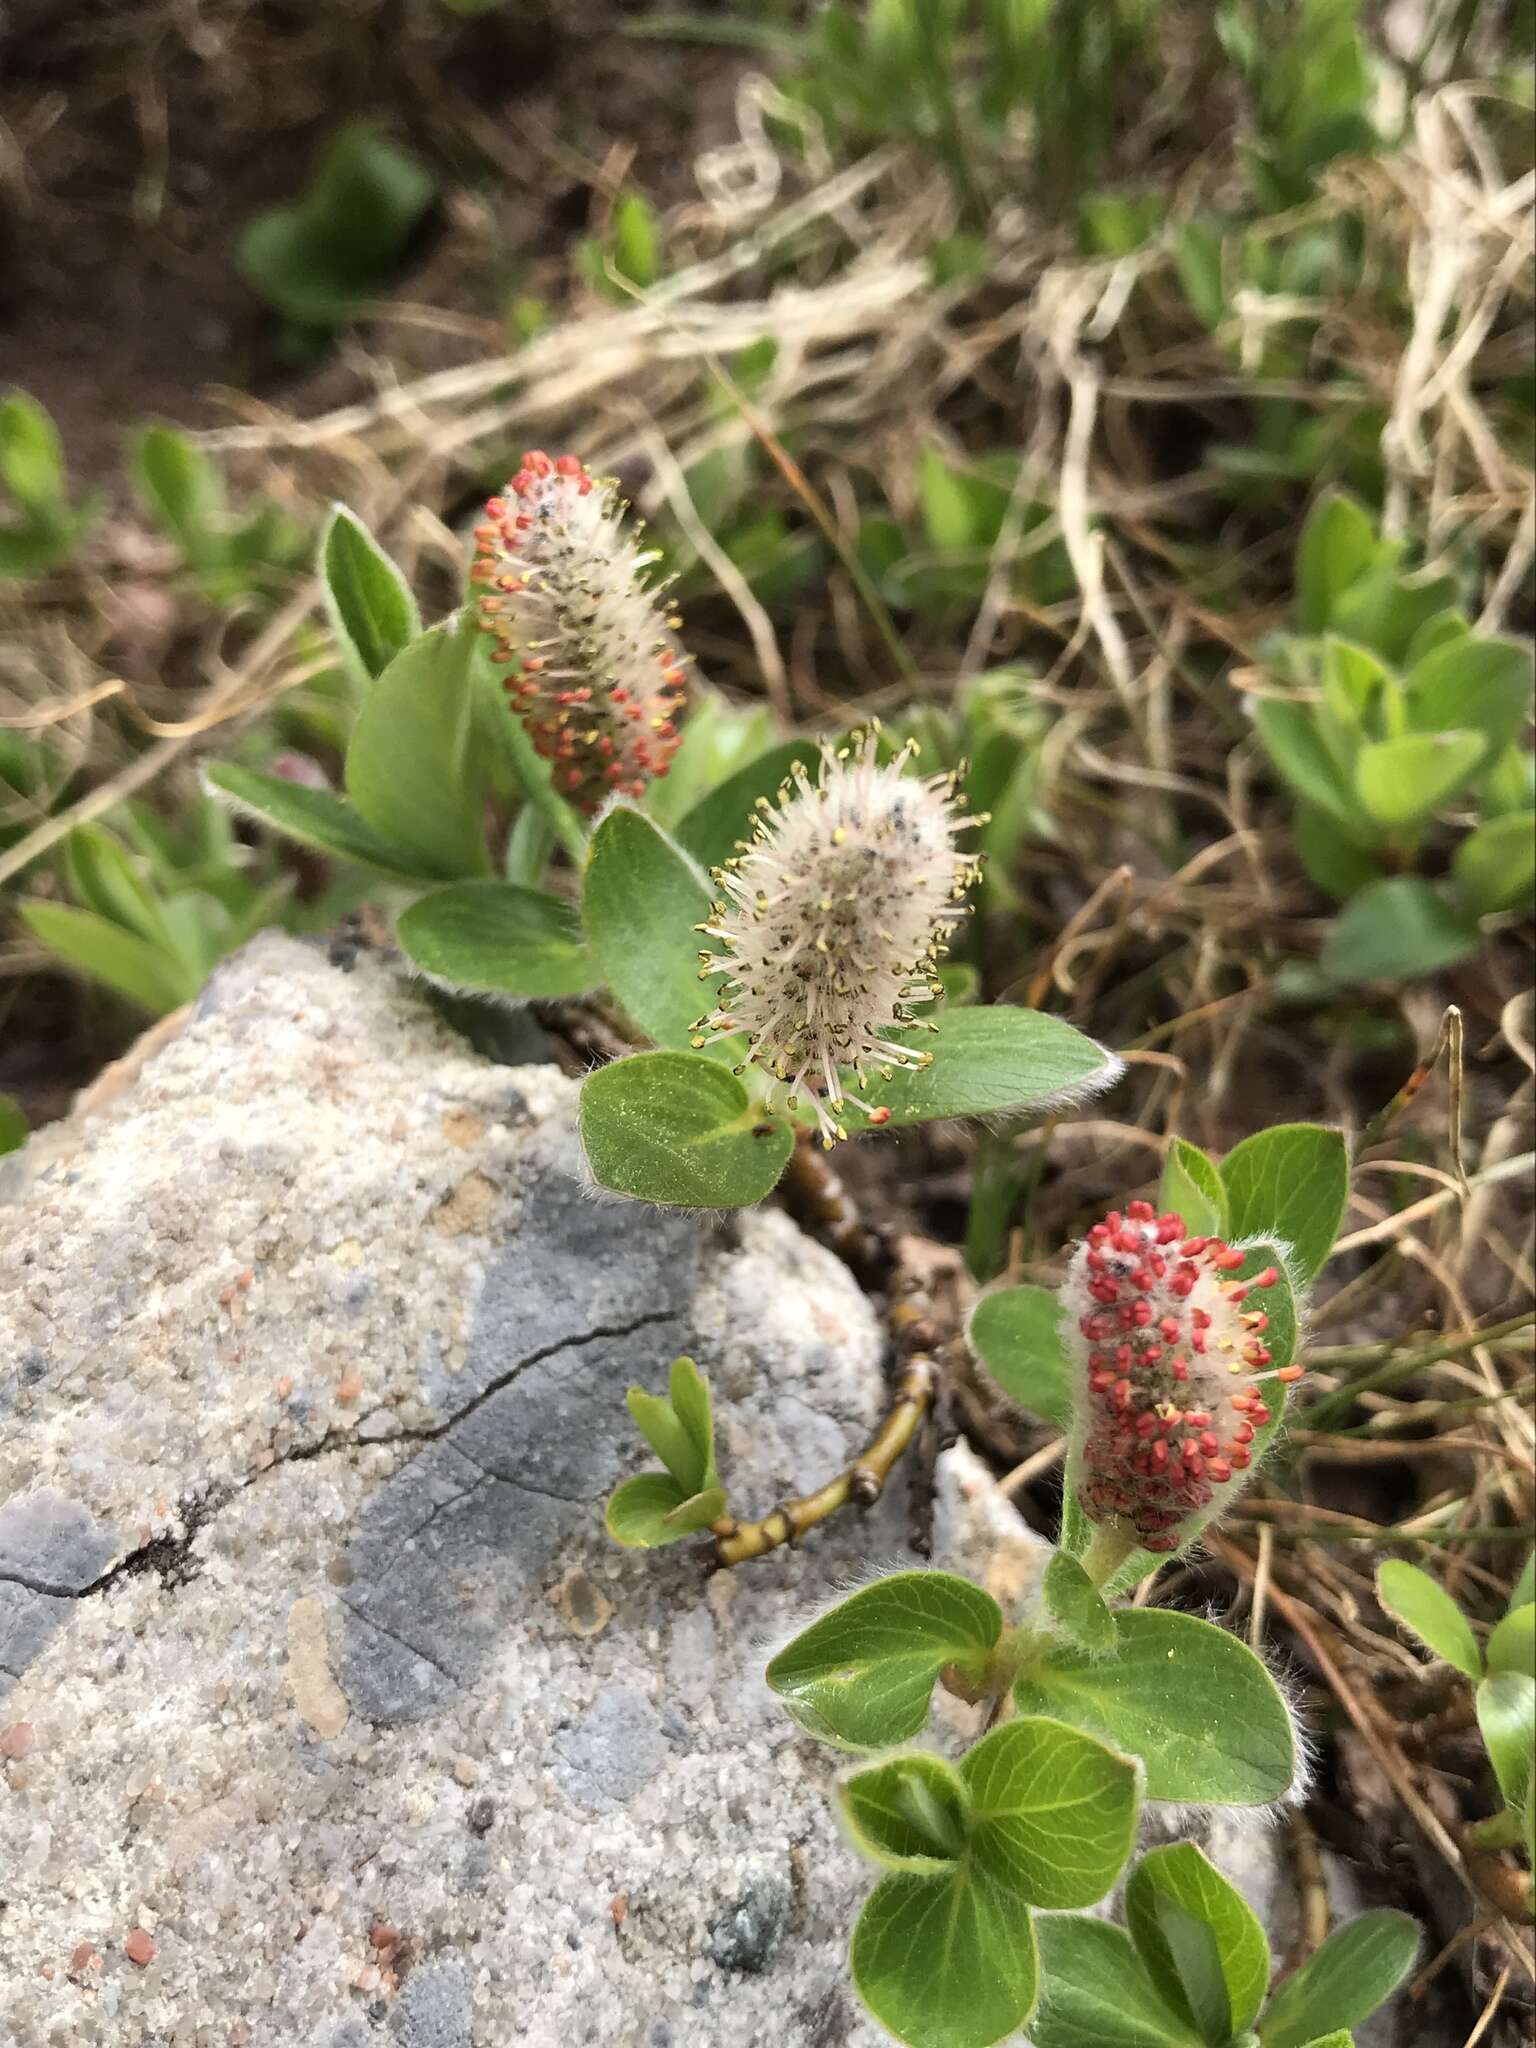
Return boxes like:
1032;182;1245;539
968;1284;1072;1432
321;504;421;687
839;1751;969;1871
1404;635;1534;766
397;881;594;999
851;1867;1038;2048
1319;877;1479;985
1254;700;1353;825
204;761;427;881
578;1051;792;1208
1452;814;1536;918
1377;1560;1482;1678
1258;1911;1419;2048
766;1570;1003;1751
961;1714;1141;1909
130;426;224;563
863;1007;1123;1127
1294;805;1383;900
1012;1608;1296;1805
345;621;489;880
583;804;713;1048
1031;1918;1205;2048
1125;1844;1270;2041
1220;1122;1348;1288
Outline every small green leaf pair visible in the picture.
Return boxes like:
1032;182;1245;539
0;393;100;580
1034;1842;1417;2048
767;1570;1296;1808
1378;1554;1536;1866
841;1718;1142;2048
130;427;306;603
605;1357;725;1549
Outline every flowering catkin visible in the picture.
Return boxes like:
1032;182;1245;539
696;732;980;1144
1063;1201;1297;1551
471;450;687;813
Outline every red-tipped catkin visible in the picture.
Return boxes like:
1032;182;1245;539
1064;1202;1294;1552
471;451;687;814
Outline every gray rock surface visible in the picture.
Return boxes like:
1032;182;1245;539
0;932;1397;2048
0;932;927;2048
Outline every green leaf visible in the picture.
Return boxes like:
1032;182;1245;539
1258;1911;1419;2048
1452;813;1536;918
1320;637;1392;733
345;621;489;880
1158;1138;1228;1238
1476;1671;1536;1814
961;1714;1141;1909
130;425;224;563
583;804;713;1048
1031;1918;1205;2048
668;1355;716;1489
604;1473;725;1549
766;1570;1003;1752
19;902;196;1016
1296;491;1379;634
397;881;593;1000
624;1384;703;1487
61;824;177;954
1332;562;1459;667
840;1751;970;1871
611;190;661;288
578;1051;792;1208
850;1867;1039;2048
1126;1844;1270;2041
1405;635;1534;766
1319;877;1479;985
1377;1559;1482;1679
967;1284;1072;1432
0;1092;27;1155
1219;1122;1348;1288
321;504;420;687
1354;731;1485;830
1042;1552;1115;1654
0;393;67;512
204;761;427;881
1013;1608;1296;1805
1509;1551;1535;1616
1486;1603;1534;1678
1294;804;1383;901
863;1007;1122;1127
671;740;821;873
1254;700;1353;826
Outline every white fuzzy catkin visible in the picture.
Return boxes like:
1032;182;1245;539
696;733;981;1144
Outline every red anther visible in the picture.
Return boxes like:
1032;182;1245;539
867;1105;893;1127
1199;1432;1219;1456
1115;1230;1141;1254
1134;1412;1158;1437
1150;1440;1168;1470
1234;1422;1255;1445
555;454;583;476
512;470;535;496
1206;1457;1232;1483
1105;1211;1123;1232
1127;1200;1155;1223
1130;1301;1153;1328
1130;1267;1156;1291
1179;1238;1207;1257
1275;1364;1304;1383
1113;1379;1132;1410
1159;1317;1181;1341
1183;1451;1204;1480
1138;1345;1164;1367
1156;1214;1184;1242
1171;1360;1189;1382
1213;1247;1246;1271
1254;1266;1279;1288
1244;1312;1270;1334
1169;1270;1195;1299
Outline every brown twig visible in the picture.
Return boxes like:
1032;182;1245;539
711;1298;940;1568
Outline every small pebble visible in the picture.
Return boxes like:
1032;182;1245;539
124;1929;156;1967
453;1757;479;1787
1;1721;35;1759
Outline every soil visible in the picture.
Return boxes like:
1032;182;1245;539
0;0;748;477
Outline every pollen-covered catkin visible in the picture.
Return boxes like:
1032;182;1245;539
697;732;981;1145
471;450;687;812
1063;1201;1298;1551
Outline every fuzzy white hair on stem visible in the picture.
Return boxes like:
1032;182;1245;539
695;731;982;1147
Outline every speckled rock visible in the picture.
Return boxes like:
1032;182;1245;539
0;932;944;2048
